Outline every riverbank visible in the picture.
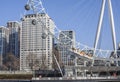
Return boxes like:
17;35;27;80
0;74;32;79
0;79;119;82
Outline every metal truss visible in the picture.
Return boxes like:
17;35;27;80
25;0;46;14
24;0;120;67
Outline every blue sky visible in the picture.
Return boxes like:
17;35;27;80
0;0;120;50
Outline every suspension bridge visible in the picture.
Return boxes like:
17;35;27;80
23;0;120;77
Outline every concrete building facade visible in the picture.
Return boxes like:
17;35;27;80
20;13;55;71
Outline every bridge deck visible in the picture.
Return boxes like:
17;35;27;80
66;66;120;72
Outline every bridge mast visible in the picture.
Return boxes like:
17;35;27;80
94;0;106;56
94;0;117;58
108;0;117;54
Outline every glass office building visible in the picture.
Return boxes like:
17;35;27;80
0;27;9;66
7;21;20;58
59;30;75;65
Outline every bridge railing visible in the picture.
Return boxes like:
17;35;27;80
70;43;120;61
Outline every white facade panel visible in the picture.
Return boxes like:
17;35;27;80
20;13;55;71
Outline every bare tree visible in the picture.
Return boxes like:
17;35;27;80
3;52;19;70
26;53;47;70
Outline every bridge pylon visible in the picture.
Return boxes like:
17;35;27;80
94;0;118;66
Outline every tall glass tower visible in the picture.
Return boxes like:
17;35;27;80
0;27;9;66
7;21;21;58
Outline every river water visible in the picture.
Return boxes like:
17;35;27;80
0;79;120;82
